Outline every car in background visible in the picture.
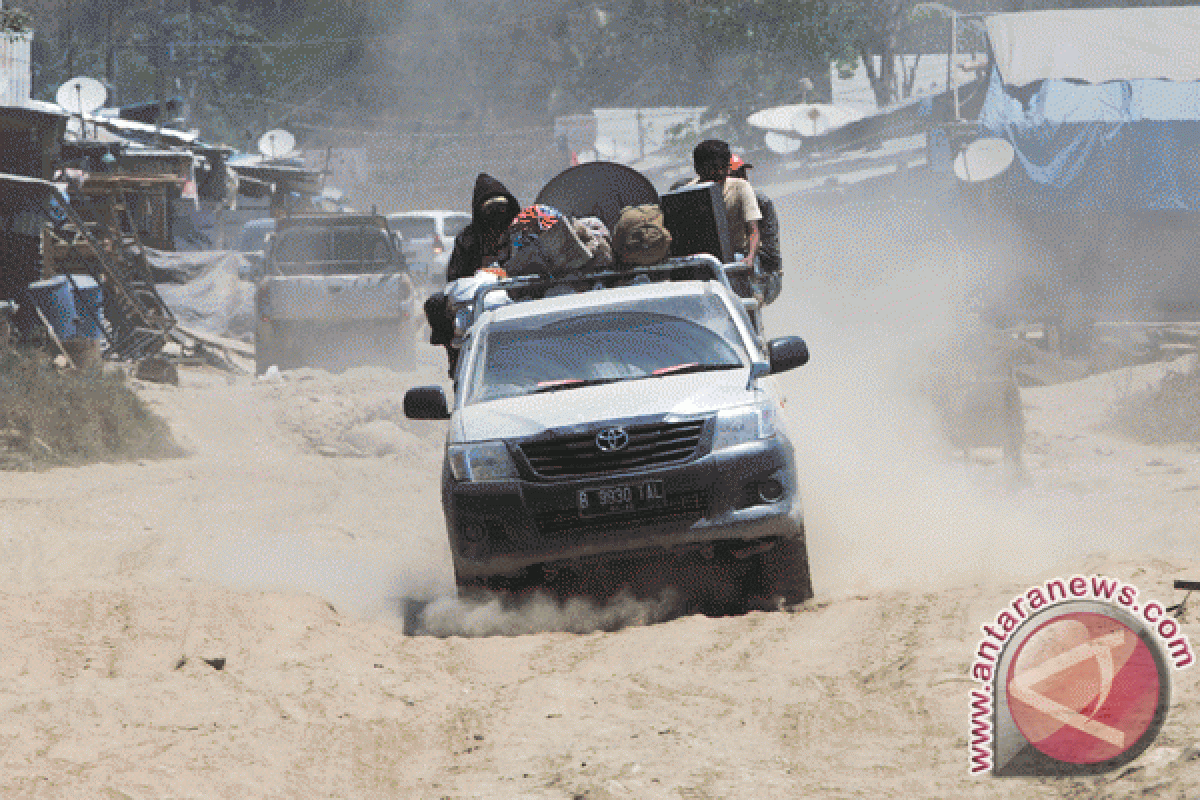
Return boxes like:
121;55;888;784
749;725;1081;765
234;217;275;280
386;210;471;285
255;213;415;375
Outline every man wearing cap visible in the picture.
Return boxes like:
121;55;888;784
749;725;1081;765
731;154;783;305
688;139;761;270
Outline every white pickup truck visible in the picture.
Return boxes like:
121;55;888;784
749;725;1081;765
254;213;416;375
404;261;813;614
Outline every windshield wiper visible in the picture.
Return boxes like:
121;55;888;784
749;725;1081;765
649;362;743;377
530;377;625;394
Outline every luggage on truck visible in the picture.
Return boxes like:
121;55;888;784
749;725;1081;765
500;204;592;278
661;182;733;264
612;204;672;267
573;216;614;271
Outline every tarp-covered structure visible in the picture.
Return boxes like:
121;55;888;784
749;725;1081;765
979;6;1200;211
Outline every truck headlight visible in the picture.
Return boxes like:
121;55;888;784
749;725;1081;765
712;404;776;452
447;441;518;482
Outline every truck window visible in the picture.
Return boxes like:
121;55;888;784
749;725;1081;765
272;230;330;272
442;214;471;237
468;308;745;404
391;217;437;239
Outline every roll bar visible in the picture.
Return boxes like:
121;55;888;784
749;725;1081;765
466;254;744;328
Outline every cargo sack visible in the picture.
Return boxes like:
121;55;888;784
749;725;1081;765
573;216;614;271
500;204;592;278
612;204;672;267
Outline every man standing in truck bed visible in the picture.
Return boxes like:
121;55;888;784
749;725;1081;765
687;139;761;270
425;173;520;375
446;174;520;281
730;154;782;305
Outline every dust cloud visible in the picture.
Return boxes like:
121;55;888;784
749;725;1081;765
204;533;453;621
768;193;1118;596
417;589;684;637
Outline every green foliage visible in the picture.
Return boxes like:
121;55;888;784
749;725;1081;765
691;0;855;62
23;0;932;147
29;0;365;148
0;347;179;469
0;8;33;37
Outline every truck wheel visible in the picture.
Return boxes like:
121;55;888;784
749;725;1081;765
748;534;813;610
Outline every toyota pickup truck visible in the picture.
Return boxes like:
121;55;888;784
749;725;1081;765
254;213;416;375
404;261;813;614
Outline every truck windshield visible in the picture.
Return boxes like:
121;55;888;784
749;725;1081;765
270;227;395;275
466;295;748;404
236;222;273;252
390;217;437;239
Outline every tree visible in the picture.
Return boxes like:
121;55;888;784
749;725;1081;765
691;0;855;105
840;0;913;107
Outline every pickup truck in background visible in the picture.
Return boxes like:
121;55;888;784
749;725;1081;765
254;213;416;375
386;210;471;287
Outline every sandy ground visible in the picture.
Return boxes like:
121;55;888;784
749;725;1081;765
5;219;1200;797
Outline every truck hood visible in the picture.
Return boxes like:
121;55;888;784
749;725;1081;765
454;371;758;441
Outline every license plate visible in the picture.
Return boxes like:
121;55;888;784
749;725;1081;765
578;481;666;516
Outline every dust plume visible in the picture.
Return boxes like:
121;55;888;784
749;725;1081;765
768;194;1117;596
203;533;454;621
416;589;684;637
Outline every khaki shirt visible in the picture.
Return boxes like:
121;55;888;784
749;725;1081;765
688;176;762;254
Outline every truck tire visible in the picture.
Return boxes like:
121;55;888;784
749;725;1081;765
748;533;813;610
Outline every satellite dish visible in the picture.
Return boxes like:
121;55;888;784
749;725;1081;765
536;162;659;231
56;76;107;116
765;132;804;155
953;138;1016;183
747;103;864;138
258;129;296;160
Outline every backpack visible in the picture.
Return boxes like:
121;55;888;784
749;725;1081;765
500;204;592;278
612;204;672;267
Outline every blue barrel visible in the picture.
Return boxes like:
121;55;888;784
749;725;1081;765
25;276;77;339
69;276;105;340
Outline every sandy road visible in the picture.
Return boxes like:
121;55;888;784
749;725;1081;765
4;201;1200;795
0;329;1196;798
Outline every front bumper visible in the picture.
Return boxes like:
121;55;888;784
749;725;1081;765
443;437;801;580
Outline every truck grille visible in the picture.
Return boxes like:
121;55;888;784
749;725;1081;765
534;491;709;537
519;419;706;479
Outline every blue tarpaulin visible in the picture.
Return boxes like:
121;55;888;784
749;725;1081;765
978;67;1200;211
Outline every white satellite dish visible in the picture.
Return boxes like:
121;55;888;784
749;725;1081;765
258;129;296;160
747;103;864;138
765;132;804;155
953;138;1016;183
56;76;107;116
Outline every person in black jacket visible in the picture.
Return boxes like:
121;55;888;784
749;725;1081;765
424;173;519;376
445;173;520;282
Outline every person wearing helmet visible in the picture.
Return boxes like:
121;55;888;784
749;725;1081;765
730;154;783;305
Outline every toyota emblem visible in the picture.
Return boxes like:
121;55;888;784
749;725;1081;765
595;427;629;452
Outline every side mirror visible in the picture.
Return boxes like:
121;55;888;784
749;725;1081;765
768;336;809;374
404;386;451;420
